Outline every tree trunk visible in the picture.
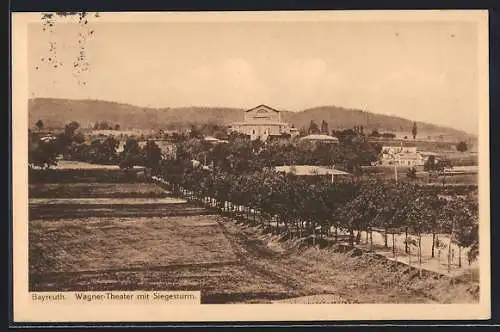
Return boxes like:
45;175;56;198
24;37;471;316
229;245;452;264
431;233;436;258
418;234;423;278
418;233;422;265
335;227;338;243
405;227;409;254
370;230;373;251
458;246;462;268
408;243;411;269
448;231;453;273
349;228;354;247
438;249;441;269
392;233;396;256
384;228;388;248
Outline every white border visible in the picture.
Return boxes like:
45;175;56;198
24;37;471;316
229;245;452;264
12;10;490;322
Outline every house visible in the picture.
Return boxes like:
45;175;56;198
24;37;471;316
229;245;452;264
379;145;425;167
229;105;299;141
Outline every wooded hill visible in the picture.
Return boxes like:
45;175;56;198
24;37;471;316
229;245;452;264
29;98;475;142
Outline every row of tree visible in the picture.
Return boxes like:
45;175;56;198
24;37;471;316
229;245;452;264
157;160;479;270
92;121;121;131
305;120;419;140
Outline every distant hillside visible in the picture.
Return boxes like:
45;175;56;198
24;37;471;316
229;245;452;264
282;106;475;142
28;98;245;131
29;98;475;142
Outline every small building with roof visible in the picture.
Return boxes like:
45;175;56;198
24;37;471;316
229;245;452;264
300;134;340;144
204;136;228;144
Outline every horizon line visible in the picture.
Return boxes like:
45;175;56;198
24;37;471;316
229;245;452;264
28;96;477;136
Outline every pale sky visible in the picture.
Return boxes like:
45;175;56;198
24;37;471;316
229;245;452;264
28;15;480;134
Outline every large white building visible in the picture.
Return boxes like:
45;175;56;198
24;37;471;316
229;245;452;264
229;105;298;141
379;146;425;167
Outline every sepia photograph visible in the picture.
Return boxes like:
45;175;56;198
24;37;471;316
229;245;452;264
12;10;490;322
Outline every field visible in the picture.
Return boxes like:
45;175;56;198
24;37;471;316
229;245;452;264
29;167;479;304
441;151;479;166
360;166;478;185
367;138;477;153
29;183;169;198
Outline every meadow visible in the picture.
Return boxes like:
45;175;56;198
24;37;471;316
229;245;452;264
29;182;170;198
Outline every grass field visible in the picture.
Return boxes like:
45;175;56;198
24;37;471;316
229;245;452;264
29;182;169;198
441;152;478;166
360;165;478;185
29;174;479;304
29;167;147;183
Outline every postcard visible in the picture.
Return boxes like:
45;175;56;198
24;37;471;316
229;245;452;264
12;10;490;322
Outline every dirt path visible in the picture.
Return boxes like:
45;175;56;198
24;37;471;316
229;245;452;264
213;218;447;304
215;219;306;296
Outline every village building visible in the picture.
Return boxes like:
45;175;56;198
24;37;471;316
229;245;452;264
229;105;299;141
379;145;425;167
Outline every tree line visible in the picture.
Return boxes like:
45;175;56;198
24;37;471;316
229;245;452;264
156;159;479;271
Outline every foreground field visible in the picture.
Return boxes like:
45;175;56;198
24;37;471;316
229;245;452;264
29;182;169;198
29;178;479;304
29;206;479;303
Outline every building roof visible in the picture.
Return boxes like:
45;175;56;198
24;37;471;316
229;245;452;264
300;134;339;142
230;121;287;126
204;136;228;144
245;104;280;113
274;165;350;176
